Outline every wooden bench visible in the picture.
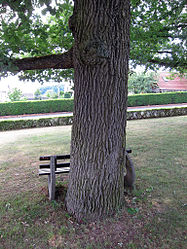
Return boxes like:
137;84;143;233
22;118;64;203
39;154;70;200
39;150;132;201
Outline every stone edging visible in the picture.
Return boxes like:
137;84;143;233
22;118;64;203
127;107;187;120
0;107;186;131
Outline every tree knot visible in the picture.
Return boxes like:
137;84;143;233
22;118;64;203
78;38;110;66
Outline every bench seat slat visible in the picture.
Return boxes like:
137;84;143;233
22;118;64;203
39;167;70;176
39;154;70;161
40;162;70;169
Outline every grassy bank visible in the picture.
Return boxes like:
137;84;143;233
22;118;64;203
0;116;186;249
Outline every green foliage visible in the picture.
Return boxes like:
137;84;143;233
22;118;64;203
34;89;41;100
127;207;139;215
60;90;64;97
0;92;186;117
127;91;187;107
1;107;186;131
0;0;74;82
130;0;187;73
64;92;71;98
0;99;74;116
45;90;58;99
0;0;186;82
128;72;158;94
8;87;23;102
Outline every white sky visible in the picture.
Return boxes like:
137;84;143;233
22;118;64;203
0;65;165;93
0;75;71;93
0;76;41;93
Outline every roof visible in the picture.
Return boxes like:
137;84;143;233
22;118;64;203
157;72;187;90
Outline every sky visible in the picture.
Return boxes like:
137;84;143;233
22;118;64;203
0;75;69;93
0;65;154;93
0;76;41;93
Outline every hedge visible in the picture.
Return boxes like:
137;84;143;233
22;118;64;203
0;99;74;116
0;107;186;131
0;91;186;116
127;91;187;107
0;116;73;131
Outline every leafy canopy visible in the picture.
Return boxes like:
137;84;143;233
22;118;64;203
0;0;186;82
0;0;74;81
8;87;23;101
128;72;158;94
130;0;186;72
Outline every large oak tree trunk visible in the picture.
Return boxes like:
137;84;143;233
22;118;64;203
66;0;130;221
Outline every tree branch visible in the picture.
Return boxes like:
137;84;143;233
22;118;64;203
11;47;74;72
151;51;172;54
148;59;187;69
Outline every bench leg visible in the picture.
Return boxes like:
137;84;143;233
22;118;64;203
48;156;56;201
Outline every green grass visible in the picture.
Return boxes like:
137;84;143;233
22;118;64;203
0;116;186;249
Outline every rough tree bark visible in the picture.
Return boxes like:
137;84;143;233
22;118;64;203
65;0;130;221
0;0;130;221
0;48;74;71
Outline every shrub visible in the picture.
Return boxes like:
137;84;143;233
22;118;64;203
64;92;71;98
0;99;74;116
127;91;187;107
128;72;158;94
0;91;186;116
8;88;23;102
34;89;42;100
0;107;186;131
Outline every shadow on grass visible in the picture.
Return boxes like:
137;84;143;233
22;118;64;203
0;116;186;249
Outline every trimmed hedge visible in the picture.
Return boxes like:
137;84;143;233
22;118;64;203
0;99;74;116
0;107;186;131
0;116;73;131
0;92;186;116
127;91;187;107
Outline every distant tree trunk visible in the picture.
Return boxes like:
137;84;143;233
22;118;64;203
66;0;130;221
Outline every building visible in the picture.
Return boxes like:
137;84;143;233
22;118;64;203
157;72;187;92
22;92;35;100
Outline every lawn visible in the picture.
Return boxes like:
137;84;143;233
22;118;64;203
0;116;186;249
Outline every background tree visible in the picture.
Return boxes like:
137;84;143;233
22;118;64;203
64;92;71;98
34;89;42;100
128;72;158;94
39;84;64;95
0;0;186;220
45;89;58;99
8;87;23;102
59;90;64;98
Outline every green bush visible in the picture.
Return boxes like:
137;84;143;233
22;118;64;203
8;88;24;102
127;91;187;107
0;116;73;131
0;107;186;131
64;92;71;98
0;99;74;116
0;92;186;116
128;72;158;94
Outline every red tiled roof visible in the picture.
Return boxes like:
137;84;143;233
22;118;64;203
157;72;187;90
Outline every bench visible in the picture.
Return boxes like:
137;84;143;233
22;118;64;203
39;154;70;200
39;149;132;201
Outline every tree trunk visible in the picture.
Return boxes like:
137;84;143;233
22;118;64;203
66;0;130;221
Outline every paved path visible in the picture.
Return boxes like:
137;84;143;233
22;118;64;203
0;103;186;121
